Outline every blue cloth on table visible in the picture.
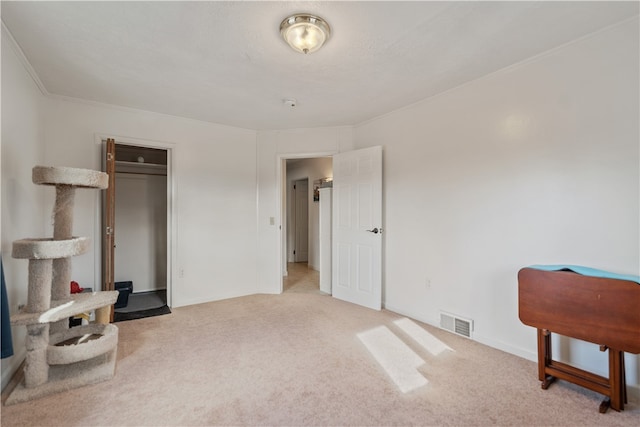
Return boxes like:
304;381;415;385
1;257;14;359
528;264;640;285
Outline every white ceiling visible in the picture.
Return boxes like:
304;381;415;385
2;1;638;130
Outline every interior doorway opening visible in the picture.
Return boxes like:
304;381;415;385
277;146;383;310
282;157;333;294
114;144;167;309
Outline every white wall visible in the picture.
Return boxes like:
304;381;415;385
354;18;640;388
256;128;352;294
39;98;258;307
1;27;47;389
286;157;333;270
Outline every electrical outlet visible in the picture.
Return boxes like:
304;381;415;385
179;268;185;278
425;278;431;290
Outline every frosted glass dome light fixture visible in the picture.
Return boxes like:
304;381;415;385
280;14;331;54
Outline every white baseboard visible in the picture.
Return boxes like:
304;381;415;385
383;304;640;402
172;289;256;308
383;304;439;336
1;348;26;392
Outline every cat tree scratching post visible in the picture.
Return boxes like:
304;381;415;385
6;166;120;405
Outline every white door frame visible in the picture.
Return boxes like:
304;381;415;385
276;151;337;293
95;134;176;308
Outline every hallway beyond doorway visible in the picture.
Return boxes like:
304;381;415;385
283;263;325;294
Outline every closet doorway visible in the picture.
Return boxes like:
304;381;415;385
102;138;173;315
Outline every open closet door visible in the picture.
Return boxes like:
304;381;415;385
104;138;116;320
331;146;383;310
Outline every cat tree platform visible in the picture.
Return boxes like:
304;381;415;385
12;237;90;260
10;291;119;326
32;166;108;189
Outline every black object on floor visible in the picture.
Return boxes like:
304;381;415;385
114;281;133;309
113;305;171;322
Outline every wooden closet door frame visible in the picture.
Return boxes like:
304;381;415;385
104;138;116;321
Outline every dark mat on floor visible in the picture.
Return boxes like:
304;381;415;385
114;305;171;322
115;291;166;313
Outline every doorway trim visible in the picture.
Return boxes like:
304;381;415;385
94;133;176;307
276;151;336;293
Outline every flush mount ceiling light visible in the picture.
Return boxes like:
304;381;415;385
280;14;331;54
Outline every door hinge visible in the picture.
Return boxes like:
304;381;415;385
293;184;296;189
293;250;296;255
106;226;113;235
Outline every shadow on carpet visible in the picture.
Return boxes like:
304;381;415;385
114;305;171;322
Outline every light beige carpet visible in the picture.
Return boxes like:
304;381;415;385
2;268;639;426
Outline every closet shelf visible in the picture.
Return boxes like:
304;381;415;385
115;161;167;176
115;160;166;168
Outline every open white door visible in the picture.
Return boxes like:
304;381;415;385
332;146;382;310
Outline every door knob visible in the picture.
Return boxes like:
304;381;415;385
366;227;380;234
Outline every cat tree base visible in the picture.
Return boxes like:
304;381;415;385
5;349;117;405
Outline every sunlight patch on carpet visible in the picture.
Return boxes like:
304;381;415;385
357;326;428;393
394;318;454;356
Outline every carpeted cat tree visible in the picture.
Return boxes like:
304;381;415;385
6;166;119;405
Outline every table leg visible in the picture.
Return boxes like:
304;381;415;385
538;329;554;389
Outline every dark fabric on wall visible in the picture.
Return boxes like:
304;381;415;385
1;257;14;359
